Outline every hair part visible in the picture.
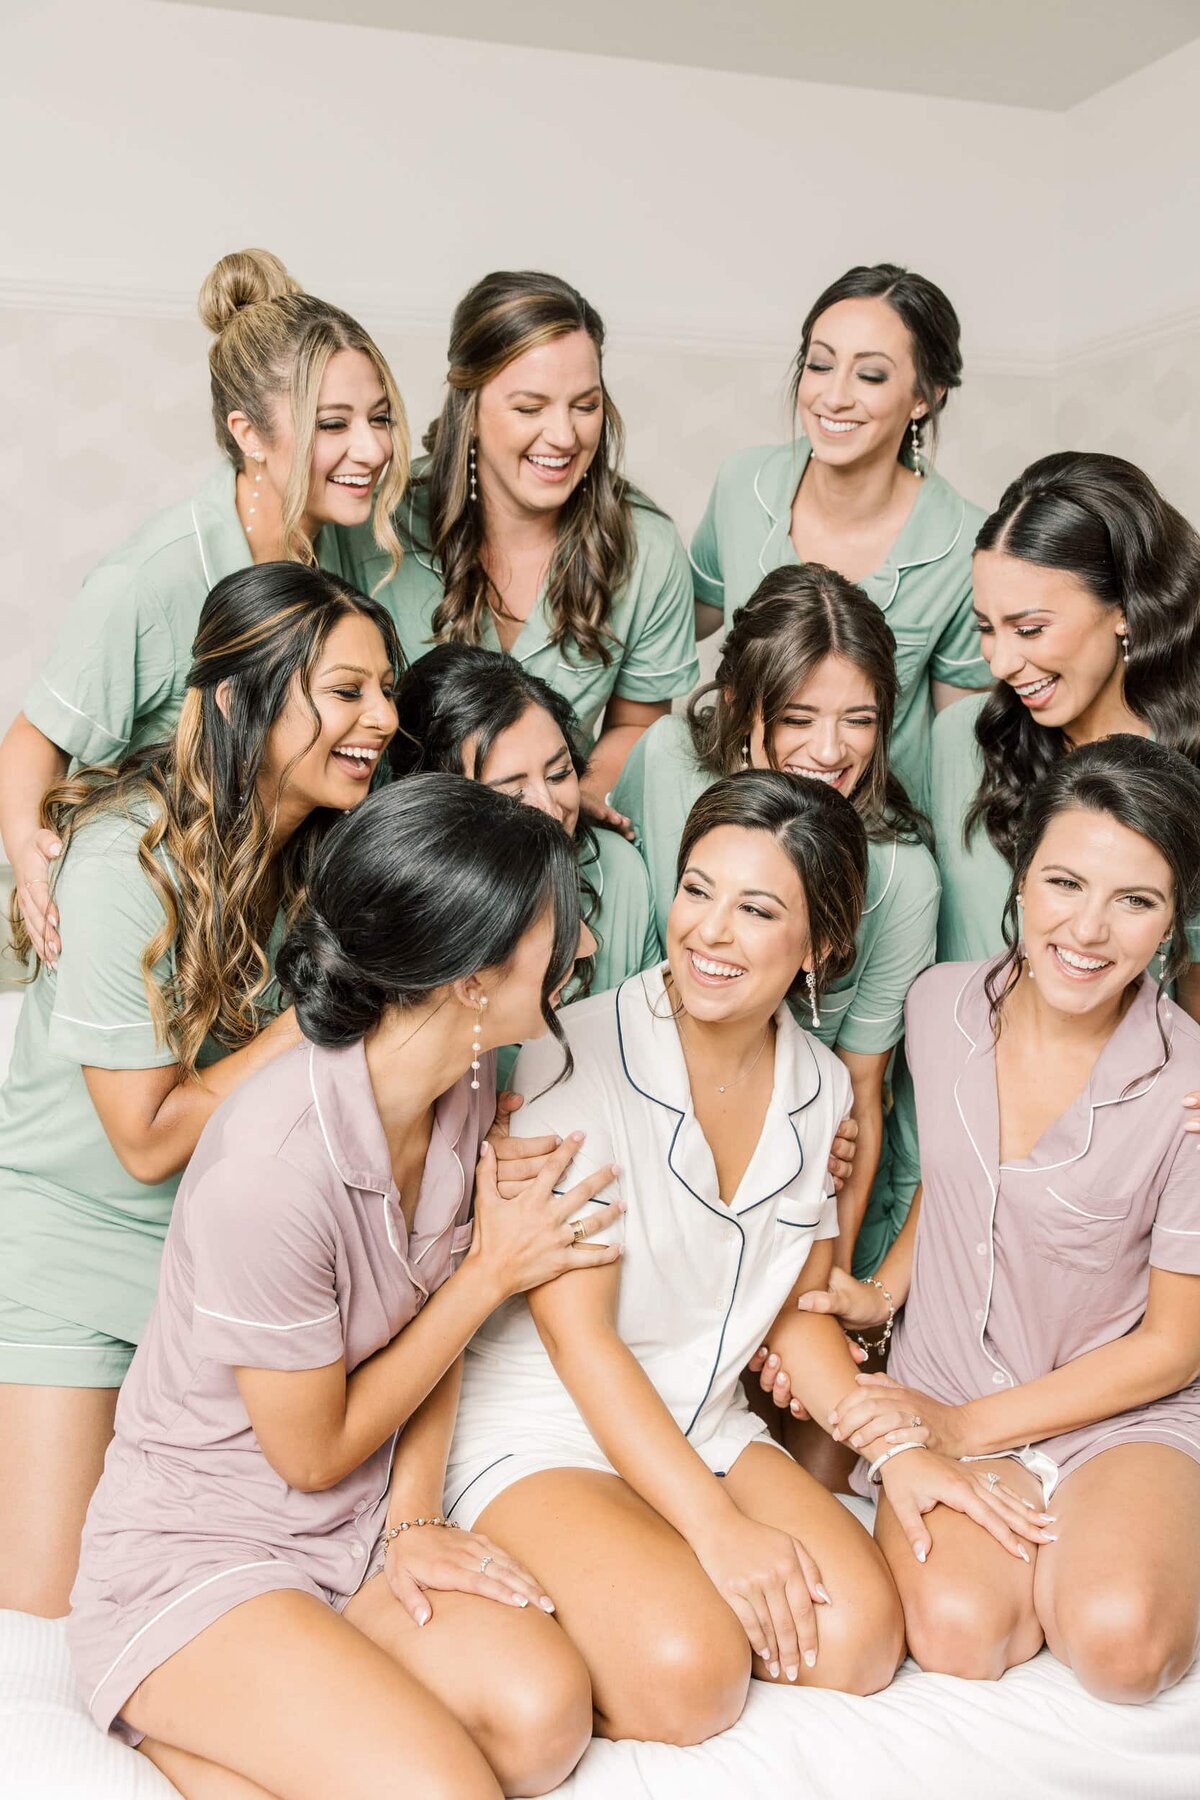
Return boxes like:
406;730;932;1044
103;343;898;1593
686;563;928;846
966;451;1200;862
276;773;581;1076
675;770;868;1001
789;262;963;470
10;563;403;1076
199;248;410;581
416;269;639;664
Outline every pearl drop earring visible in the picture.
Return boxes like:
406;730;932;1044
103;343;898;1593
740;736;751;770
469;442;478;504
1120;630;1129;664
806;970;820;1029
910;417;923;479
245;453;264;535
470;996;487;1090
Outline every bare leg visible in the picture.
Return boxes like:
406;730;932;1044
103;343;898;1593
874;1455;1044;1679
123;1590;502;1800
720;1442;904;1694
0;1383;116;1614
138;1742;281;1800
476;1469;751;1746
342;1571;592;1796
1035;1444;1200;1704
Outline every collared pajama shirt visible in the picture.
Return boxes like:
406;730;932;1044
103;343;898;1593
879;962;1200;1496
689;441;989;807
67;1039;493;1740
353;472;700;744
442;966;852;1530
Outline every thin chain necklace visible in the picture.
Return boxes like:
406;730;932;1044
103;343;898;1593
677;1013;773;1095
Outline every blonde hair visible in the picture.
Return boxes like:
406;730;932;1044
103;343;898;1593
199;248;409;580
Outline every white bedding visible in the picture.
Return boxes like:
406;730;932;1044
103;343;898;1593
4;1600;1197;1800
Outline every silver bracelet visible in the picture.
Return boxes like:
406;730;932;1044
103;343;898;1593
852;1276;895;1357
866;1439;925;1485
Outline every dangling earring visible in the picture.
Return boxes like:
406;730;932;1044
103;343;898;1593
1157;939;1170;980
1016;893;1034;980
244;452;264;535
806;970;820;1029
1119;629;1129;664
910;417;923;479
740;736;751;770
469;996;487;1090
468;441;478;504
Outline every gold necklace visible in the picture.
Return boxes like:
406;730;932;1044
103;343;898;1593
677;1014;773;1095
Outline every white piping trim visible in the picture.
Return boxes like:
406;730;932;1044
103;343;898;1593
193;1303;339;1332
753;460;784;578
1045;1187;1127;1223
614;654;699;683
88;1561;282;1711
0;1338;117;1351
1156;1223;1200;1236
191;500;212;590
936;651;988;667
34;678;129;747
861;837;898;917
846;1006;904;1024
308;1042;351;1186
52;1012;153;1033
688;548;723;590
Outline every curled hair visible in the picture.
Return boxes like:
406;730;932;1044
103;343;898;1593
985;736;1200;1072
789;262;963;469
416;269;638;664
390;643;600;994
277;774;581;1074
687;564;928;845
199;248;409;580
966;452;1200;863
675;770;867;1001
10;564;403;1076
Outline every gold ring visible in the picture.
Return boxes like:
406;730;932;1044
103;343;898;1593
571;1218;588;1244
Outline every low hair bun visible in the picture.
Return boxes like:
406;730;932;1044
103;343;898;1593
276;907;388;1047
198;248;303;336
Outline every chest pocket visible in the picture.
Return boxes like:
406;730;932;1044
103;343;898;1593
889;626;931;694
1037;1184;1132;1275
450;1222;474;1270
774;1191;825;1238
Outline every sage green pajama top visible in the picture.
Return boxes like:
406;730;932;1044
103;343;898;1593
689;441;990;806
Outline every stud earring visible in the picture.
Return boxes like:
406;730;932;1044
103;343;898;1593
910;417;923;479
806;970;820;1030
469;996;487;1090
245;453;264;535
468;441;478;504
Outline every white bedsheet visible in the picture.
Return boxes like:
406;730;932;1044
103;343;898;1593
3;1602;1197;1800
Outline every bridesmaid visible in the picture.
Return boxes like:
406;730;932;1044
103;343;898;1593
690;262;990;805
0;246;409;960
356;269;699;817
776;738;1200;1704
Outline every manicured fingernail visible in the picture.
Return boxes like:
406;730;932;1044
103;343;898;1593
830;1429;841;1443
804;1649;817;1668
1041;1533;1058;1543
785;1665;798;1682
511;1595;529;1606
766;1355;779;1369
1018;1546;1030;1563
554;1135;563;1146
416;1606;431;1626
569;1131;585;1143
915;1544;927;1563
539;1597;555;1612
850;1435;862;1450
1041;1514;1057;1523
774;1374;787;1388
758;1347;768;1359
815;1585;832;1606
768;1661;780;1678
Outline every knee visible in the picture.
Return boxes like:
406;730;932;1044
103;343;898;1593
1056;1585;1193;1706
618;1615;750;1747
807;1572;906;1697
483;1645;593;1796
903;1581;1026;1682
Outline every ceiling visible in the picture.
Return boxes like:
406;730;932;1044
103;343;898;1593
160;0;1200;109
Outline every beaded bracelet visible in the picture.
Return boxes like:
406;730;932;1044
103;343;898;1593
851;1276;895;1357
383;1515;460;1547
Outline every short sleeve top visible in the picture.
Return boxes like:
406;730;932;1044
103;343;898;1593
355;475;700;741
891;962;1200;1418
0;807;276;1342
689;442;989;804
612;715;940;1056
76;1038;494;1595
24;466;368;765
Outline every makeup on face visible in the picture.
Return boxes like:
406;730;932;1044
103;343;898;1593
256;349;394;535
473;704;581;837
972;551;1129;737
667;825;811;1027
260;613;398;821
748;654;879;798
474;330;604;519
796;297;923;471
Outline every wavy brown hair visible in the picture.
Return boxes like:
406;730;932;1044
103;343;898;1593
416;270;638;664
10;563;402;1076
200;247;410;581
687;564;929;845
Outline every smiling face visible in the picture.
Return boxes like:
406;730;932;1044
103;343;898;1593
747;653;879;798
796;297;926;471
1018;806;1173;1011
973;549;1129;739
666;825;813;1027
258;612;398;836
254;347;395;535
474;329;604;519
469;702;581;837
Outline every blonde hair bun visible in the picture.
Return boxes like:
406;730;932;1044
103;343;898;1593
198;248;303;335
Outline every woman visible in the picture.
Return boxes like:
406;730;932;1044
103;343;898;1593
391;642;658;1000
69;777;625;1800
0;246;409;961
359;269;699;815
933;451;1200;998
766;739;1200;1703
612;565;939;1277
690;262;990;805
0;562;402;1615
441;774;1039;1746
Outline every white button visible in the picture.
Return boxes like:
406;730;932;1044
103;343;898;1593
975;1309;985;1323
975;1243;988;1256
992;1372;1007;1386
350;1542;365;1558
